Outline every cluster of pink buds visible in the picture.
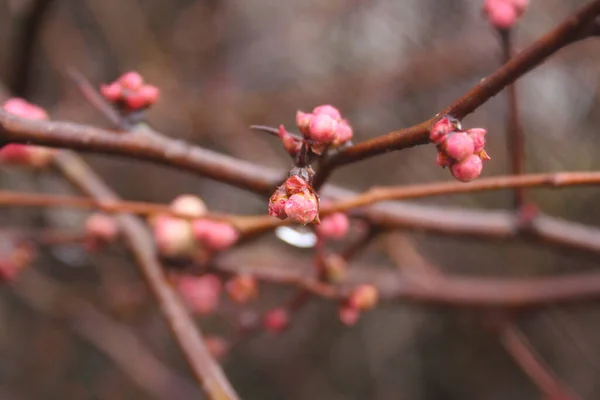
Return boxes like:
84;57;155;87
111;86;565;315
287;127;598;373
430;116;490;182
269;175;320;225
176;273;222;315
100;71;160;112
338;284;379;326
1;99;55;167
296;104;353;149
151;194;239;260
483;0;529;29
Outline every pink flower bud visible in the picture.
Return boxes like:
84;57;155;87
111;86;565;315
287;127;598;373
450;154;483;182
308;113;337;143
323;254;347;282
430;117;455;145
316;212;349;239
170;194;207;218
100;82;123;102
466;128;487;152
204;222;239;251
483;0;519;29
333;120;353;146
152;215;195;257
138;84;160;104
2;98;49;120
284;192;319;225
278;125;300;154
263;308;289;333
440;131;475;162
85;213;119;243
0;144;55;167
348;284;379;311
225;274;257;303
177;274;222;315
118;71;144;90
268;186;289;220
296;111;313;135
339;305;360;326
312;104;342;121
284;175;310;195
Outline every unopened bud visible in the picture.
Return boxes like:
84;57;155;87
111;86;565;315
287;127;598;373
119;71;144;90
225;274;258;303
309;113;337;143
177;274;222;315
466;128;487;152
316;212;350;240
430;117;456;145
170;194;207;218
450;154;483;182
263;308;289;333
284;192;319;225
313;104;342;121
152;215;195;258
348;284;379;311
339;305;360;326
440;131;475;162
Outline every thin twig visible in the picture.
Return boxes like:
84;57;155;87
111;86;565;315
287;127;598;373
499;29;527;208
498;321;580;399
53;151;240;400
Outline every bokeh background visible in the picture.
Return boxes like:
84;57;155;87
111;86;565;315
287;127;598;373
1;0;600;399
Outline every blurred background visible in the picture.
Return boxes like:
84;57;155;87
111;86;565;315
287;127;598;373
1;0;600;398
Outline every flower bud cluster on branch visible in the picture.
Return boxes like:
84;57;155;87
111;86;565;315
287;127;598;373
430;116;490;182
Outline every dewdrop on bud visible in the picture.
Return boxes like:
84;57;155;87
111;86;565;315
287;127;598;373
177;274;222;315
263;308;289;333
441;131;475;162
348;284;379;311
170;194;207;218
451;154;483;182
225;275;258;303
313;104;342;121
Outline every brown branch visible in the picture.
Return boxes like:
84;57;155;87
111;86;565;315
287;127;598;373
3;105;600;255
500;29;527;208
52;151;240;400
220;260;600;309
0;109;279;196
498;321;580;399
11;268;202;400
322;171;600;214
312;0;600;188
